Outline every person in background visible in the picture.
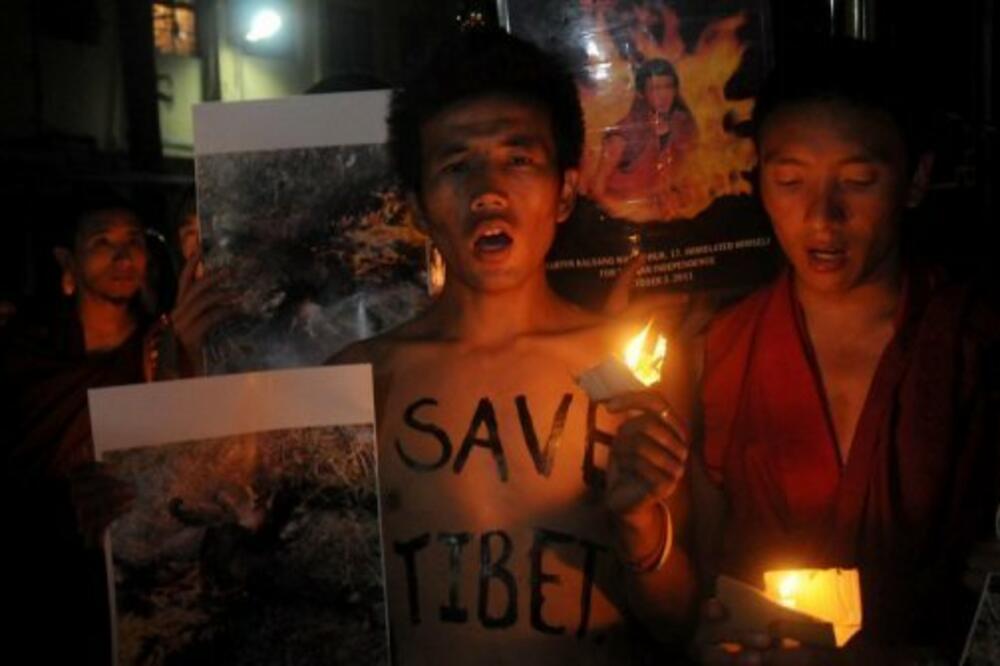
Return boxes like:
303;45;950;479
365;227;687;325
1;189;234;663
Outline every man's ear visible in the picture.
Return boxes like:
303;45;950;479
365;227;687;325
53;246;77;296
53;246;73;272
406;192;430;234
906;152;934;209
556;169;580;224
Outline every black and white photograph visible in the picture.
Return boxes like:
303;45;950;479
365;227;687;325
194;93;430;374
89;366;387;666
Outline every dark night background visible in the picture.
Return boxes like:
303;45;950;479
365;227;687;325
0;0;996;315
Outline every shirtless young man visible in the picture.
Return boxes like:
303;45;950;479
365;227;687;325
691;40;1000;664
333;28;695;664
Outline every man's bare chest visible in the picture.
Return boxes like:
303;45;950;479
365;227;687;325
811;325;894;459
373;348;631;655
378;354;622;520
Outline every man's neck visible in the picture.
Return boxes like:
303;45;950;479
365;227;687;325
77;295;138;353
426;272;582;348
794;260;904;333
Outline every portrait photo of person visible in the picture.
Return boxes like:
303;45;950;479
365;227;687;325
590;57;698;221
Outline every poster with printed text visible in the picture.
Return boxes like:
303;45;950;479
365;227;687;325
89;366;388;666
504;0;777;305
194;92;430;374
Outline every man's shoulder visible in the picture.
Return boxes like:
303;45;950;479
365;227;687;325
325;312;444;370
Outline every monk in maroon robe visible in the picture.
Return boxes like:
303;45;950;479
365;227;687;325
700;270;999;657
690;41;1000;664
2;196;233;665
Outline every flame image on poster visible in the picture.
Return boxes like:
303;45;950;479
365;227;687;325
506;0;776;303
574;4;757;223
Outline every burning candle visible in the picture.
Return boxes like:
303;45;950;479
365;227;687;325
622;321;668;387
774;570;803;609
762;568;862;647
577;321;668;401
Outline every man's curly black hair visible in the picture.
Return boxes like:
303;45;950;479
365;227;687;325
387;28;584;194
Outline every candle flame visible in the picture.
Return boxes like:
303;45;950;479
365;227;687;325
776;571;802;608
622;321;667;386
763;568;863;648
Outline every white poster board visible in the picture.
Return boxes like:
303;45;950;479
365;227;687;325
194;93;430;374
90;365;388;666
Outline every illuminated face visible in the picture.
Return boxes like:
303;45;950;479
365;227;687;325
72;209;149;303
643;74;677;114
758;101;912;295
417;95;576;294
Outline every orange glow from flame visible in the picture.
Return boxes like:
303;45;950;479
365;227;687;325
776;571;803;608
763;568;863;648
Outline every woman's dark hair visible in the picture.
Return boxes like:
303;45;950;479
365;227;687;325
634;57;690;115
387;27;584;193
635;59;676;95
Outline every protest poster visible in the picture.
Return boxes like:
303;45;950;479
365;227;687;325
504;0;777;305
194;92;430;374
89;366;388;666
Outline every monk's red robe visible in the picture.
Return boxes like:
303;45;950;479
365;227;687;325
701;270;999;655
1;303;147;666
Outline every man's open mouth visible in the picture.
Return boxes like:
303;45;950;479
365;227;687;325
473;226;514;255
806;246;847;271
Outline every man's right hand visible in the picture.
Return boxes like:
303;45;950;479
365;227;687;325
147;252;239;379
68;462;136;548
170;252;239;370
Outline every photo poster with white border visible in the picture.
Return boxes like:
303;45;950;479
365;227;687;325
194;92;431;375
502;0;778;307
961;572;1000;665
89;365;389;666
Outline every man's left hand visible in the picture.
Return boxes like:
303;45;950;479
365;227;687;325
604;388;689;567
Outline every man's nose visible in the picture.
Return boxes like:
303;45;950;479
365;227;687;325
111;242;136;262
469;163;508;212
805;181;847;227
